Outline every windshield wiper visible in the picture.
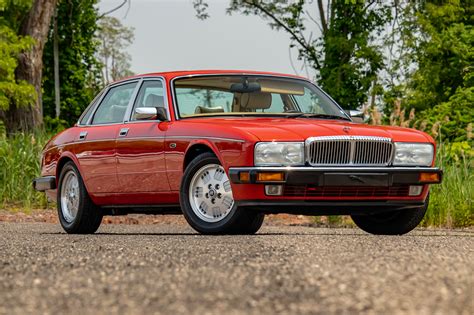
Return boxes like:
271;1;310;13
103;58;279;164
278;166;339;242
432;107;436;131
285;113;350;121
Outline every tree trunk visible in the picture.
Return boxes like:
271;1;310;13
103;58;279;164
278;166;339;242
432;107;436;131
4;0;57;134
53;8;60;118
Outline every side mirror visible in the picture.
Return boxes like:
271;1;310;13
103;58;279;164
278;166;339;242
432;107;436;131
134;107;168;121
345;110;364;123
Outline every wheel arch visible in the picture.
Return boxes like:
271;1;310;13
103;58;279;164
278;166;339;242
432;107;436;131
183;141;225;171
56;152;88;190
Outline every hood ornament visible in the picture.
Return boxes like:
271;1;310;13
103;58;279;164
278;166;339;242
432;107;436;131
343;126;351;133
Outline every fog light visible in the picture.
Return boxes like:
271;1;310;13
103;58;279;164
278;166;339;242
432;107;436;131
257;172;285;182
408;185;423;196
419;172;440;183
265;185;283;196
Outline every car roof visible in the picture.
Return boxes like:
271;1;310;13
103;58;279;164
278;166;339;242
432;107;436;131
114;69;309;83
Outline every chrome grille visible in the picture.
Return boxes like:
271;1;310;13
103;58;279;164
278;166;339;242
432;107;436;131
306;136;393;166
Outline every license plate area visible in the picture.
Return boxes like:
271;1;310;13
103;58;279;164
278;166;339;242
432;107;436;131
323;173;389;187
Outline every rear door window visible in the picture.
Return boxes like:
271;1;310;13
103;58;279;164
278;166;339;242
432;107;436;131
91;82;137;125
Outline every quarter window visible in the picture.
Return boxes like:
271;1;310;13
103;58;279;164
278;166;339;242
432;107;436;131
91;82;137;125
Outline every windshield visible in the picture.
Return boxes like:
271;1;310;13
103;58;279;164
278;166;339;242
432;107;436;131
173;75;349;120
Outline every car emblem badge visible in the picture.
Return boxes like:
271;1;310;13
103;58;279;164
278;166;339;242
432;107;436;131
343;126;351;133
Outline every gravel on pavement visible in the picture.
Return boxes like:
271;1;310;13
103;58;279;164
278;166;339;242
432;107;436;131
0;222;472;315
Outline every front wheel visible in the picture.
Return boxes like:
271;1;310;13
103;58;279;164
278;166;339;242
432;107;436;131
180;152;264;234
57;161;103;234
351;195;429;235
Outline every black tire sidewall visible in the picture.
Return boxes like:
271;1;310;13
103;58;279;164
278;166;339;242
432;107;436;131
179;153;243;234
57;162;89;232
351;194;430;235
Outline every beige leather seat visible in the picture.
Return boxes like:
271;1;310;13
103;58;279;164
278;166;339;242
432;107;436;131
240;92;272;111
144;93;164;108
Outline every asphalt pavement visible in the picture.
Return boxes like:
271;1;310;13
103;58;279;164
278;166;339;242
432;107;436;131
0;222;472;315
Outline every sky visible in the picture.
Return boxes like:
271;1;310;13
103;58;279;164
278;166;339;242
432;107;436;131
98;0;312;78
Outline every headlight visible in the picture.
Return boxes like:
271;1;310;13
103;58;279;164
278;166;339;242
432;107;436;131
255;142;304;166
393;142;434;166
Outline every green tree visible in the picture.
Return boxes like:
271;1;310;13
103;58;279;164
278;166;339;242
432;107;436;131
96;16;134;85
401;0;473;112
0;24;36;115
383;0;473;143
0;0;57;133
195;0;391;109
42;0;102;126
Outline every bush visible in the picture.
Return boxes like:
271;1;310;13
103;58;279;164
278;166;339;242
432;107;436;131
414;87;474;144
422;142;474;227
0;131;50;209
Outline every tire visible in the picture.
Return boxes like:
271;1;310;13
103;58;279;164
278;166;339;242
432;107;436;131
180;152;264;234
351;195;429;235
57;161;103;234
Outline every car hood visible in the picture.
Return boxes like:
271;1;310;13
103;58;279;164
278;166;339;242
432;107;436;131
181;117;433;143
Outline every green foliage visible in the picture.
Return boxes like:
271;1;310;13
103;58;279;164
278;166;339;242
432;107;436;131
0;0;36;113
43;116;67;134
0;130;50;209
405;1;473;112
224;0;391;109
384;0;473;115
421;142;473;227
42;0;102;127
0;0;32;31
415;86;474;143
319;1;389;109
0;24;36;112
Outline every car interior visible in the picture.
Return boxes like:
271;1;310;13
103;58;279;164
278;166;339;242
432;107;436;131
174;76;337;118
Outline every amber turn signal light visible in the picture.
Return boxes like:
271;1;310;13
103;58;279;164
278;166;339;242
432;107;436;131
256;172;285;182
239;172;250;182
419;172;440;183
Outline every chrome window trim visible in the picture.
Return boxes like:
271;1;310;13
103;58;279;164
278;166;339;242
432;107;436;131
169;73;351;121
124;76;171;124
305;135;394;166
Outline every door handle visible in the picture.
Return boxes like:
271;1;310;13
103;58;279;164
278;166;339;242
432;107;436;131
79;131;87;140
119;128;129;137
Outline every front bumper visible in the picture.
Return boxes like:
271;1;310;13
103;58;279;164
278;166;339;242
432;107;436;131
229;166;442;186
32;176;56;191
228;166;442;213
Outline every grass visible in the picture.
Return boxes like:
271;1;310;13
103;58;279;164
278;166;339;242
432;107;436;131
0;130;472;227
0;131;50;210
421;145;473;227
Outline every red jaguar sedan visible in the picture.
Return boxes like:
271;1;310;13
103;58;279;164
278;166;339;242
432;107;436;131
33;70;442;235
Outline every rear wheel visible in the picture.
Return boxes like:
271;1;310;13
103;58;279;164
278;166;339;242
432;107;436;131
180;152;264;234
351;195;429;235
57;162;103;234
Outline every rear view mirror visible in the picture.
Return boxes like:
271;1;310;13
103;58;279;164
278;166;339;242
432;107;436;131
230;82;261;93
134;107;168;121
